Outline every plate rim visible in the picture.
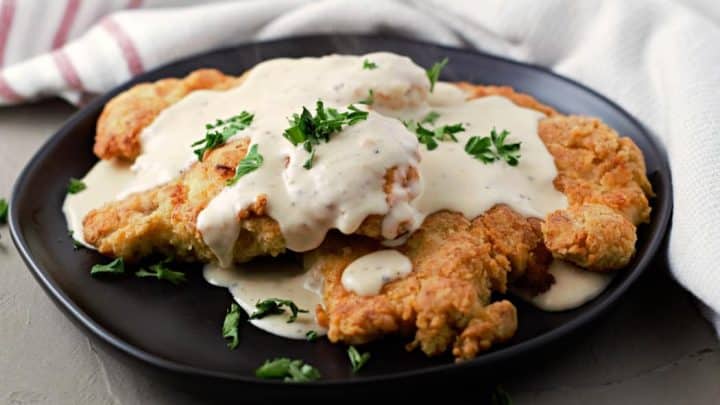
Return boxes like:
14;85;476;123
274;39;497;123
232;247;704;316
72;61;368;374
8;33;673;386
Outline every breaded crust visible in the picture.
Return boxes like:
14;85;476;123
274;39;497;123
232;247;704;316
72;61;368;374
93;69;243;161
313;208;528;361
543;204;636;271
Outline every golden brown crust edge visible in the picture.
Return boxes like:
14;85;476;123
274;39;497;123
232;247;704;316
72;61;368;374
93;69;244;161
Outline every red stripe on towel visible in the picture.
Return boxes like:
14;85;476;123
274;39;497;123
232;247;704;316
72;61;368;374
52;0;81;49
0;72;22;102
0;0;17;67
101;16;144;75
53;49;83;90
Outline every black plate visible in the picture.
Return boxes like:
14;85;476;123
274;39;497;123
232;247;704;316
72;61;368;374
9;35;672;390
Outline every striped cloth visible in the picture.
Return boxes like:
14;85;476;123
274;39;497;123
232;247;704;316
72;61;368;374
1;0;140;104
2;0;720;336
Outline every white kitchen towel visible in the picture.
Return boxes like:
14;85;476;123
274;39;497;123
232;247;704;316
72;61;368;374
1;0;719;333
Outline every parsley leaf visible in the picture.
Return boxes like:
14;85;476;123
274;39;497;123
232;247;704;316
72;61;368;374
435;123;464;142
404;121;465;150
0;198;8;224
491;128;521;166
426;57;448;92
490;385;513;405
226;144;263;185
255;358;321;382
302;149;316;170
465;135;496;163
421;111;440;124
306;330;318;341
283;101;368;170
67;178;86;194
359;89;374;106
286;360;321;382
90;258;125;276
412;122;439;150
347;346;371;373
465;128;521;166
68;230;84;250
249;298;308;323
191;111;253;161
362;59;378;70
135;258;186;285
222;303;242;350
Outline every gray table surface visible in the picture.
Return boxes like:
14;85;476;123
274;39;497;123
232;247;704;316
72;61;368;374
1;100;718;404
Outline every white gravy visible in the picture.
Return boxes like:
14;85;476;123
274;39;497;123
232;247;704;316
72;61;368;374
414;97;567;220
62;160;135;248
61;52;612;339
513;260;614;311
196;112;422;267
203;258;325;339
341;250;412;296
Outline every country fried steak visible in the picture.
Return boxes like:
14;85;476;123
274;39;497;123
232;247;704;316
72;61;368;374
81;68;653;360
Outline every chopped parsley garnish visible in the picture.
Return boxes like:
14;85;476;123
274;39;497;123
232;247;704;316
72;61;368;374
191;111;254;161
222;303;242;350
67;178;86;194
249;298;308;323
283;100;368;169
255;358;321;382
347;346;371;373
434;123;464;142
90;258;125;276
412;124;438;150
465;128;521;166
404;120;465;151
490;385;513;405
426;57;448;92
362;59;378;70
302;149;316;170
68;230;84;250
422;111;440;124
359;89;374;106
305;330;319;341
226;144;263;185
135;258;186;285
0;198;7;224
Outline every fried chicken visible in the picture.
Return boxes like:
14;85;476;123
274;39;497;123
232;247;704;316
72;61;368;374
312;206;545;361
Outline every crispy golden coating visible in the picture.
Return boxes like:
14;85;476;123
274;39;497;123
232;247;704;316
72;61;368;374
543;204;636;271
94;69;243;161
537;116;652;269
539;116;653;224
313;207;540;361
